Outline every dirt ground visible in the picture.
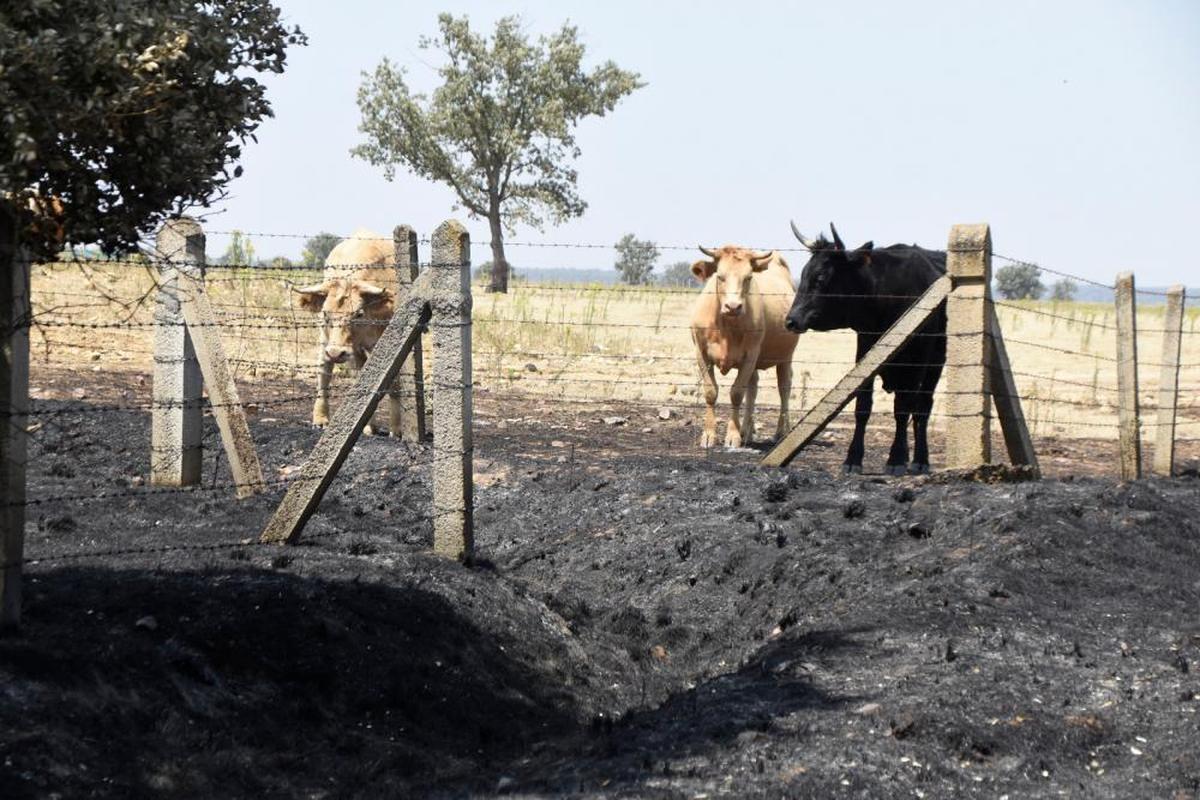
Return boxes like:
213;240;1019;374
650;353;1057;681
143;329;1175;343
2;368;1199;799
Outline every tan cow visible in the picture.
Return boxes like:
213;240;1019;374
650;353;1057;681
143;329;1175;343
294;229;402;435
690;245;799;448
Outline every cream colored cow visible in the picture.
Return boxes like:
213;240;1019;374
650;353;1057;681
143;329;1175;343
690;246;799;448
294;229;402;435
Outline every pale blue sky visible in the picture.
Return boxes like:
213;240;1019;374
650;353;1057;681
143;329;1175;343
206;0;1200;285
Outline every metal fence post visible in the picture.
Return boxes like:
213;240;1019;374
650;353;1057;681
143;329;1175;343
0;210;30;630
393;224;427;441
1152;285;1185;477
151;218;205;487
429;219;474;560
1115;272;1141;480
943;223;993;470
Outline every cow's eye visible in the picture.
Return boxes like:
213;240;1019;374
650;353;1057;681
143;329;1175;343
716;275;725;282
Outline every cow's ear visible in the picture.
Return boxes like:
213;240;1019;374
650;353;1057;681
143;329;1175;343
750;250;775;272
294;282;328;312
691;260;716;282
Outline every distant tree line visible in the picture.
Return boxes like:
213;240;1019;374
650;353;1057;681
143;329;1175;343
209;231;341;269
994;262;1078;302
612;233;701;288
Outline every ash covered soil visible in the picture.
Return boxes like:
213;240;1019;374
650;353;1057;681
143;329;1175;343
3;386;1200;798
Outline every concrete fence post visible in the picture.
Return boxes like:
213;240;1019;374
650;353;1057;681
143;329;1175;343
943;224;993;470
152;218;205;487
1115;272;1141;481
429;219;474;560
393;225;427;441
1;210;30;630
1152;285;1184;477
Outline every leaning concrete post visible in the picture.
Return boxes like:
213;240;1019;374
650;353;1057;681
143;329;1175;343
0;210;30;630
943;224;993;470
393;225;427;441
429;220;474;560
1115;272;1141;480
152;218;205;487
1152;286;1184;476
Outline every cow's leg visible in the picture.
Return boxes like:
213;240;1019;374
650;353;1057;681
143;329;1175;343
697;354;719;449
313;355;333;428
774;361;792;440
886;390;913;476
844;381;873;473
910;366;942;474
740;369;759;446
353;350;375;436
386;376;404;439
726;353;759;448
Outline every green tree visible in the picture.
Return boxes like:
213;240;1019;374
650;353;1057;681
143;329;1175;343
219;230;257;266
995;262;1045;300
613;234;658;285
658;260;695;288
473;260;517;284
353;14;643;293
267;255;295;269
301;232;342;267
1050;278;1077;302
0;0;305;260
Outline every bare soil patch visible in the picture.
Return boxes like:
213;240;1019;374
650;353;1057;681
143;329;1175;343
2;369;1199;798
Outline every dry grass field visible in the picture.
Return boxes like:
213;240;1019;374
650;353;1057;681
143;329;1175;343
28;260;1200;451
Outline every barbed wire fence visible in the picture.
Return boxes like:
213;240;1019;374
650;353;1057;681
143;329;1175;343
2;219;1197;627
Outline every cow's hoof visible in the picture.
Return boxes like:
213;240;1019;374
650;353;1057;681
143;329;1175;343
724;434;743;449
312;419;328;429
700;432;717;449
886;464;907;477
842;464;863;475
363;424;376;436
908;463;930;475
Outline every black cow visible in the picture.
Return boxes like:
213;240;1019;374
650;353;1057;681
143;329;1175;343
785;222;946;475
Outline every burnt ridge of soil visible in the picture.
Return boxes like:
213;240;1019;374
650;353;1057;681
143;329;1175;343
2;397;1199;798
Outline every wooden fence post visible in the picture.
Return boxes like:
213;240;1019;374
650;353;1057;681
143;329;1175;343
393;225;427;441
429;220;474;560
1152;285;1185;477
1;210;30;630
152;218;204;487
943;224;993;470
176;274;265;498
1115;272;1141;480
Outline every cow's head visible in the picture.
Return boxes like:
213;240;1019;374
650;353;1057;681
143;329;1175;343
785;222;873;333
294;278;394;363
692;246;776;318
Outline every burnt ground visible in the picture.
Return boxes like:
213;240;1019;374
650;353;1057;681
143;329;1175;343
2;370;1199;799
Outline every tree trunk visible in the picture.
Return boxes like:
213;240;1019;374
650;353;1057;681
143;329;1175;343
487;210;508;294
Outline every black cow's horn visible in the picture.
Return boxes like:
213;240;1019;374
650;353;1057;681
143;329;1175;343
829;222;845;250
789;221;813;248
698;245;719;259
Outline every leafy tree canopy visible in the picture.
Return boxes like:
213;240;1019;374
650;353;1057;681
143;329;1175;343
0;0;305;260
658;260;695;288
353;13;642;292
301;232;342;267
219;230;257;266
1050;278;1077;302
614;233;658;286
995;262;1045;300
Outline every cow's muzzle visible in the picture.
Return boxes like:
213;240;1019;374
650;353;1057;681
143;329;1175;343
323;347;352;364
784;314;808;334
